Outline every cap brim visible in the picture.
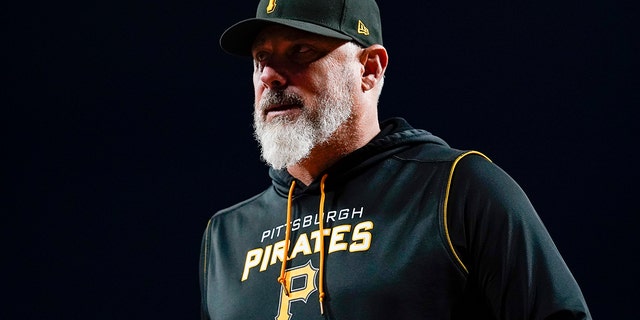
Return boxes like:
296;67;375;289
219;18;353;57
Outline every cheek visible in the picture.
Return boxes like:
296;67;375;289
252;72;261;90
253;75;264;102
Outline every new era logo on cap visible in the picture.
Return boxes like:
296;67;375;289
220;0;383;56
358;20;370;36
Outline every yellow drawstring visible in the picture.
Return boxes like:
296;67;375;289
277;180;296;296
277;174;329;315
318;174;328;315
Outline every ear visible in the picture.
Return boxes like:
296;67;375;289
360;44;388;92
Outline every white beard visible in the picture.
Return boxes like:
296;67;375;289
253;73;354;169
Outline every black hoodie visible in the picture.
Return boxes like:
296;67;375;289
200;118;590;319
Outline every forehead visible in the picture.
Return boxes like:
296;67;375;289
252;25;345;49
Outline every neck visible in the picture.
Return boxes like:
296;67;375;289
286;145;342;186
286;115;380;186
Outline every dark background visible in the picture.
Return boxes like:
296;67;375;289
5;0;637;318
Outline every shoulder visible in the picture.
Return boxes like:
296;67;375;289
393;142;469;163
450;152;524;203
209;187;276;222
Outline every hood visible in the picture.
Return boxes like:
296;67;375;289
269;117;449;196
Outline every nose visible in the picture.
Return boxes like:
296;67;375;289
259;63;287;89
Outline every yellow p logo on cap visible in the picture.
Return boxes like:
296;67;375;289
266;0;276;13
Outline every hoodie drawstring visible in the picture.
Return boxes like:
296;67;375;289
318;174;328;315
277;180;296;296
277;174;329;315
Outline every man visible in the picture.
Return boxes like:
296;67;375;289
200;0;591;319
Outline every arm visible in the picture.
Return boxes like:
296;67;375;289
447;154;591;319
200;219;212;320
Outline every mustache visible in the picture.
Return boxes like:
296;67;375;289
257;90;305;112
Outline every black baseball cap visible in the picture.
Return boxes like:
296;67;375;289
220;0;383;57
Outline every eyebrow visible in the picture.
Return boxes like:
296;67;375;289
252;29;325;51
251;36;268;50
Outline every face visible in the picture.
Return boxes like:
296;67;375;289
251;25;362;169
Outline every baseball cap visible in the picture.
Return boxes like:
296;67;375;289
220;0;383;57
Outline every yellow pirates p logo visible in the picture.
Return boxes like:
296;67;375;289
275;261;319;320
266;0;277;13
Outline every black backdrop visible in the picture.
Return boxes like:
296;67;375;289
5;0;637;318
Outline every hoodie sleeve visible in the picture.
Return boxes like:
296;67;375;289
200;219;212;320
446;154;591;320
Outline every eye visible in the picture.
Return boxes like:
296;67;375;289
253;51;269;62
252;50;270;71
289;44;319;63
295;45;312;54
291;44;313;55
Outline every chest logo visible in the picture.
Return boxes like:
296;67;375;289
275;260;318;320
